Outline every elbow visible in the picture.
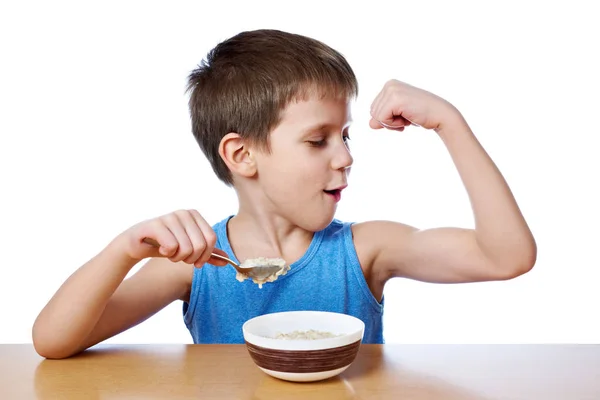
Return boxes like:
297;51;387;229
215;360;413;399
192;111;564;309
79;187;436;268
33;346;75;360
495;240;538;280
33;345;65;360
475;229;537;281
476;233;538;281
33;338;80;360
497;258;535;280
32;325;81;360
515;236;538;276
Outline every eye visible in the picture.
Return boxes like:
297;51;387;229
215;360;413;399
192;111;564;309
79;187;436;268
343;134;350;143
307;139;327;147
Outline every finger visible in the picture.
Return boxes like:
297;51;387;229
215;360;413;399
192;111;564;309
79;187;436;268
370;115;410;131
369;98;380;120
162;213;194;263
370;84;387;120
143;221;179;257
174;210;210;265
371;90;392;125
369;117;384;129
370;90;392;130
188;210;218;265
385;116;412;129
206;248;229;267
373;91;412;131
174;211;207;265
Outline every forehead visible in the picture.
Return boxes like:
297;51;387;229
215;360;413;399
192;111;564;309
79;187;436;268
277;94;353;131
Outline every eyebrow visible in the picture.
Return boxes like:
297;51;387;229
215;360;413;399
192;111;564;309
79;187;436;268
301;120;353;136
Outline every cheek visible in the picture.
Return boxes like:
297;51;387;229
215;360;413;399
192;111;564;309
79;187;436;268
258;147;327;190
271;165;322;200
295;159;326;184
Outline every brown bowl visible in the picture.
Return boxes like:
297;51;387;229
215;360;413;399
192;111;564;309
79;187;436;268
242;311;365;382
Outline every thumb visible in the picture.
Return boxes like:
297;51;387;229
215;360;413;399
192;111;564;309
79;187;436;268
369;118;384;129
206;248;229;267
141;237;176;258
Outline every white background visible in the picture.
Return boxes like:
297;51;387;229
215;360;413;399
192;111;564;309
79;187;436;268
1;0;598;345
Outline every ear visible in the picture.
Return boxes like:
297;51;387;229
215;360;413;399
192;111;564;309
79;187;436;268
218;132;257;179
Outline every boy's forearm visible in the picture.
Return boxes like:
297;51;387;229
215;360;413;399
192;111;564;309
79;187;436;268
437;118;537;273
32;237;138;358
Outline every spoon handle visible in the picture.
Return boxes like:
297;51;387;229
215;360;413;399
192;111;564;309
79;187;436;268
142;237;161;247
208;252;239;268
141;238;237;267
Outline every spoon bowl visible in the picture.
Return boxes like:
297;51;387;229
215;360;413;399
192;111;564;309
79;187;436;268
141;238;289;284
209;252;285;280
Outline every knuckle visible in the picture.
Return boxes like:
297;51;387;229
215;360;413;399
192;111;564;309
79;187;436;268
204;231;217;248
163;213;179;225
164;246;178;257
174;209;188;217
163;241;177;251
384;79;396;89
179;243;193;256
192;242;207;258
150;219;165;232
190;209;205;223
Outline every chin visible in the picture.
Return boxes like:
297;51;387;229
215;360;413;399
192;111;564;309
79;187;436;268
295;210;337;232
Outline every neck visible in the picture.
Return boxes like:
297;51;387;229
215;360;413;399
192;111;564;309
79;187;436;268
226;187;314;264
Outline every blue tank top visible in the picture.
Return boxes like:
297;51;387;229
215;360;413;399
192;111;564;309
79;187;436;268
182;216;384;344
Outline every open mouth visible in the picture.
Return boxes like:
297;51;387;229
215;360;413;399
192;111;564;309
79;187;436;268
323;189;342;202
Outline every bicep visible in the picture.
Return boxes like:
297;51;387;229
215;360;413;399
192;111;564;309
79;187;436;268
395;227;495;283
356;221;497;284
78;258;194;351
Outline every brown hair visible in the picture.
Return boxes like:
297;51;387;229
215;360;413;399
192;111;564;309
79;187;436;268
186;29;358;185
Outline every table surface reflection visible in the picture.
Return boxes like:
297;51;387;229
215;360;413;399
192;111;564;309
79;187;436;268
1;344;599;399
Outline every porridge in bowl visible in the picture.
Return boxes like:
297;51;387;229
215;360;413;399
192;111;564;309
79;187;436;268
274;329;341;340
242;311;365;382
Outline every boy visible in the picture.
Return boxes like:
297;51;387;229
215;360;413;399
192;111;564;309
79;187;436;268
32;29;536;359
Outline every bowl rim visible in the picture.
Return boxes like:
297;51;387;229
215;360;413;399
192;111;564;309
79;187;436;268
242;310;365;351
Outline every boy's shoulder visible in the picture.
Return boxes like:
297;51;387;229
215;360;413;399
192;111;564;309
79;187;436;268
350;219;415;241
348;219;417;279
322;218;410;258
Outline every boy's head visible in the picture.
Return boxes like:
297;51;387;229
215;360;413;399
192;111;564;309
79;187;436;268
186;29;358;186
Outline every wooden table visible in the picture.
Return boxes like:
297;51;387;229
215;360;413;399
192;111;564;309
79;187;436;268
1;344;599;399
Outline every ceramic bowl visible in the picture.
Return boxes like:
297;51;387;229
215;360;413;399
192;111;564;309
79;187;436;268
242;310;365;382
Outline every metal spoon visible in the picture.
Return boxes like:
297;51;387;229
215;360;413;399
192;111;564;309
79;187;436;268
208;252;286;281
141;238;286;281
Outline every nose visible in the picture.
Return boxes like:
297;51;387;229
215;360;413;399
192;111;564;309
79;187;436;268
331;140;353;171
